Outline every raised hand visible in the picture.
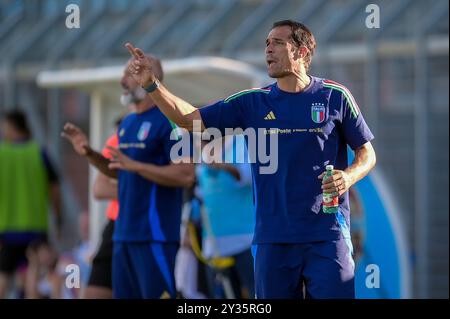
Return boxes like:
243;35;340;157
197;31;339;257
125;42;155;88
61;122;91;156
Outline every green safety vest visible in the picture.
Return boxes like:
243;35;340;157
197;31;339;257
0;141;49;233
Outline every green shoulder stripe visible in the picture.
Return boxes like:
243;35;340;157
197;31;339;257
168;119;182;141
224;88;271;103
323;82;359;118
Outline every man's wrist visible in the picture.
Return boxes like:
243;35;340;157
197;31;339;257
84;145;94;157
143;79;160;93
343;169;356;188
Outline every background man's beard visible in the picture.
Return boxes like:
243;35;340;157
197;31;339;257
120;87;147;106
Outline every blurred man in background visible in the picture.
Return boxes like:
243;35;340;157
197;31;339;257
62;56;195;299
0;110;62;298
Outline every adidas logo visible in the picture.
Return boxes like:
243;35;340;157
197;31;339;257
264;111;276;120
160;291;170;299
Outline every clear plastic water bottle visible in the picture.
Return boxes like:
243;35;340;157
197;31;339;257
322;165;339;214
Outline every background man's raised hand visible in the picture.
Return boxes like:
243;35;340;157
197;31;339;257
125;42;156;88
61;123;91;156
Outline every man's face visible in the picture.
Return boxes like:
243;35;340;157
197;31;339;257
265;26;301;78
121;60;140;93
120;60;146;105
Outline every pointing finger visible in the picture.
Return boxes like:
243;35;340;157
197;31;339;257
125;42;141;59
134;47;145;58
63;123;74;132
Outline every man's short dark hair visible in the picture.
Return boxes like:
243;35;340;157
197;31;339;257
272;20;316;71
3;109;31;138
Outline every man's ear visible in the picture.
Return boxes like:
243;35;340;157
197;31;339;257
292;46;307;62
298;46;308;61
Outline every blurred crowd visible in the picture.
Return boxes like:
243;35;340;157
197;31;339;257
0;109;255;299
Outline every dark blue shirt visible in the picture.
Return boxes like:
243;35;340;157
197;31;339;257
114;107;183;243
199;76;374;243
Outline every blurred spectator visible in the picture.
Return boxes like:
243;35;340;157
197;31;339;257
56;211;92;298
24;211;93;300
0;109;62;298
196;135;255;299
175;190;208;299
24;239;59;299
